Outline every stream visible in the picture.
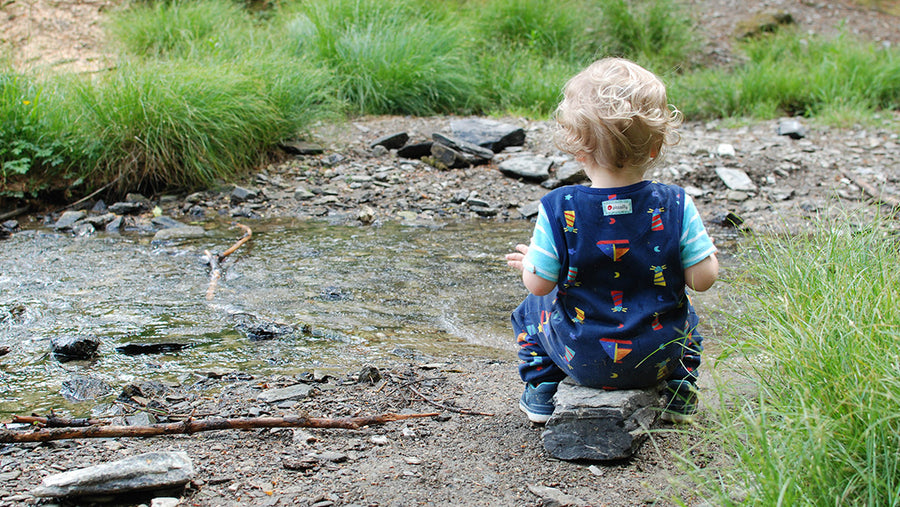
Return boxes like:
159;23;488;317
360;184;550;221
0;219;533;416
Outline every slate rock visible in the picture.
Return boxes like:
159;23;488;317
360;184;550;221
257;383;313;403
32;451;194;499
60;375;112;402
541;381;665;461
777;118;807;139
432;132;494;161
280;140;324;155
105;216;124;233
81;213;117;228
370;132;409;150
230;186;258;203
716;167;757;191
108;202;144;215
116;342;191;355
554;159;587;184
52;211;86;231
152;226;206;242
150;216;186;229
450;118;526;153
51;335;100;361
498;155;553;182
397;142;433;159
232;315;296;341
430;143;467;169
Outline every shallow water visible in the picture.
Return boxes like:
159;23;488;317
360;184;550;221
0;219;533;415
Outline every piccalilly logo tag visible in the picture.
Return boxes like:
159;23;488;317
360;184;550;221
602;199;632;216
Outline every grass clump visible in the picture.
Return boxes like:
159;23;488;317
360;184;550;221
694;217;900;505
285;0;481;115
671;30;900;119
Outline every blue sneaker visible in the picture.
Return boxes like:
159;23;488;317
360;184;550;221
519;382;558;424
661;379;698;424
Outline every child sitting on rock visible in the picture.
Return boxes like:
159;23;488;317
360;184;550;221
505;57;718;424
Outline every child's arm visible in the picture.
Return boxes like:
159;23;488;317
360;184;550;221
506;244;557;296
684;252;718;292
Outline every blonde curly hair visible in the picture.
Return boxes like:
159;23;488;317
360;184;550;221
555;58;682;174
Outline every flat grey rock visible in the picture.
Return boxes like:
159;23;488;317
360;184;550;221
257;383;313;403
33;451;194;498
541;381;665;461
498;155;553;182
715;167;757;191
152;226;206;241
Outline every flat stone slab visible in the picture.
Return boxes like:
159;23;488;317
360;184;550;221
541;381;665;461
33;451;194;498
257;383;313;403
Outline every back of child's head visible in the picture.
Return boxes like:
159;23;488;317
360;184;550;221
555;58;681;174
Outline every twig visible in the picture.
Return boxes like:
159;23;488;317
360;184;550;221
842;171;900;211
0;412;439;443
0;206;29;222
54;176;121;213
218;223;252;262
205;249;221;301
404;384;494;417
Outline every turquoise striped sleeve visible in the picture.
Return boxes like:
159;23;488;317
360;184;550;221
523;203;561;282
680;195;717;269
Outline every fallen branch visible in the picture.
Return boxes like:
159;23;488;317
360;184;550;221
11;414;106;428
205;223;252;300
842;171;900;211
0;412;438;443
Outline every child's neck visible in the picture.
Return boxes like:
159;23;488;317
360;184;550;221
586;165;645;189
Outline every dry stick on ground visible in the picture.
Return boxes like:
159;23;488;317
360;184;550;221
0;412;438;444
205;223;252;300
841;170;900;212
403;384;494;417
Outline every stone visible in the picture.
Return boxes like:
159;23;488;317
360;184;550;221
52;210;86;231
397;142;433;159
432;132;495;161
257;383;313;403
716;143;736;158
715;167;757;191
498;155;553;182
108;201;144;215
230;186;258;203
541;381;665;461
151;216;186;229
777;118;807;139
526;485;586;507
554;159;586;184
152;226;206;241
81;213;117;228
430;143;467;169
370;132;409;150
294;186;315;200
32;451;194;499
449;118;526;153
279;140;324;155
60;375;112;402
72;222;95;237
105;216;123;233
115;342;191;355
357;365;381;383
517;200;541;218
51;335;100;361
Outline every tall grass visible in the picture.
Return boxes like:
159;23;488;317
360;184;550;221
600;0;698;72
284;0;481;115
671;30;900;119
693;217;900;505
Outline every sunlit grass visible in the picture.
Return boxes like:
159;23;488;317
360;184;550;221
692;216;900;505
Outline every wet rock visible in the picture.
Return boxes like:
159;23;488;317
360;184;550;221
60;375;112;402
126;193;152;208
449;118;526;153
50;335;100;361
430;143;468;169
397;142;433;159
81;213;116;228
541;381;665;461
232;314;297;341
105;215;124;233
152;226;206;241
357;365;381;384
230;186;258;203
777;118;807;139
108;201;144;215
116;342;191;355
151;216;186;229
716;167;757;191
370;132;409;150
32;451;194;499
357;205;376;225
258;383;313;403
52;210;86;231
498;155;553;182
280;140;324;155
72;222;95;237
319;286;352;302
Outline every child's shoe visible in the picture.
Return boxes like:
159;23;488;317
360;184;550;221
519;382;559;424
661;379;698;424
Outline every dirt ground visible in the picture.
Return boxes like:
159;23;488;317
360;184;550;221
1;1;899;506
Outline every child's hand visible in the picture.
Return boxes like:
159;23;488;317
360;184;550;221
505;244;529;272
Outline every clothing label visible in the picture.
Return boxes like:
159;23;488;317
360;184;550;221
602;199;633;216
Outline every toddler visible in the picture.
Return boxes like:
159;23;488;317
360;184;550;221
505;58;718;424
